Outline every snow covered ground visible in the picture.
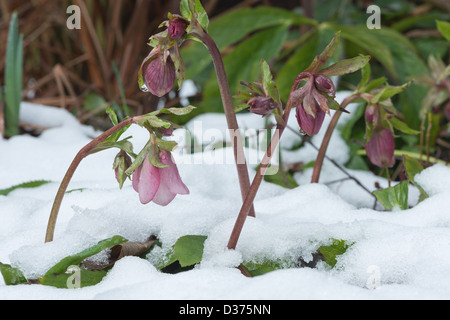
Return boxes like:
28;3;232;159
1;93;450;300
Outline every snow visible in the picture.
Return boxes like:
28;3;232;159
1;94;450;300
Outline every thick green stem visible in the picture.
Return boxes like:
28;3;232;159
192;28;255;217
45;118;136;243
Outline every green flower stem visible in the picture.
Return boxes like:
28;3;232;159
310;94;360;184
45;117;137;243
227;77;302;250
191;27;255;218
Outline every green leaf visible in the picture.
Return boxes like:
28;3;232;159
45;236;128;276
0;180;52;196
436;20;450;42
40;269;107;289
262;168;299;189
260;60;281;106
335;25;397;78
388;117;420;135
318;239;352;268
320;55;370;77
89;138;135;156
306;31;341;73
243;259;293;277
4;12;23;138
202;25;288;112
276;34;319;101
163;235;207;269
182;6;315;84
0;262;27;285
157;105;197;116
180;0;209;31
373;181;409;211
357;62;371;91
403;155;428;202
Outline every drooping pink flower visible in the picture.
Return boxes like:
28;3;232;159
144;53;176;97
295;100;326;136
132;150;189;206
365;128;395;168
292;73;335;136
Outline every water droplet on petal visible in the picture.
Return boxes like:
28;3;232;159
140;84;149;92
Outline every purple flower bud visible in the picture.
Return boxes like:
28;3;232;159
132;151;189;206
314;74;336;96
296;100;326;136
247;96;278;117
168;19;187;39
365;128;395;168
144;54;176;97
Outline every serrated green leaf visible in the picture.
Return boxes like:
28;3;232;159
0;262;27;285
45;236;128;276
318;239;352;268
373;181;409;211
0;180;52;196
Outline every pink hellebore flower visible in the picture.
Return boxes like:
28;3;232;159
132;150;189;206
295;101;326;136
365;128;396;168
144;51;176;97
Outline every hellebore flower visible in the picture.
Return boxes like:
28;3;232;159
168;18;187;39
132;150;189;206
365;128;395;168
142;48;176;97
295;100;326;136
247;96;279;117
293;73;335;136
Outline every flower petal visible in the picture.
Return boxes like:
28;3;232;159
152;180;177;206
137;157;161;204
159;151;190;195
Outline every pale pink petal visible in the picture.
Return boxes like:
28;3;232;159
152;179;177;206
159;151;190;195
132;166;141;193
138;157;161;204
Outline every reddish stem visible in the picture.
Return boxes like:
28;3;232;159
310;94;360;183
191;27;255;217
45;117;136;243
227;77;302;250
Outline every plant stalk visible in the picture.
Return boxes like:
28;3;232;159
310;94;360;183
192;28;255;217
226;77;302;250
45;117;136;243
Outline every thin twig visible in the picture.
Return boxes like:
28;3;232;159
287;125;377;200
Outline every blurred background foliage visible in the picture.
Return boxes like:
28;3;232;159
0;0;449;168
